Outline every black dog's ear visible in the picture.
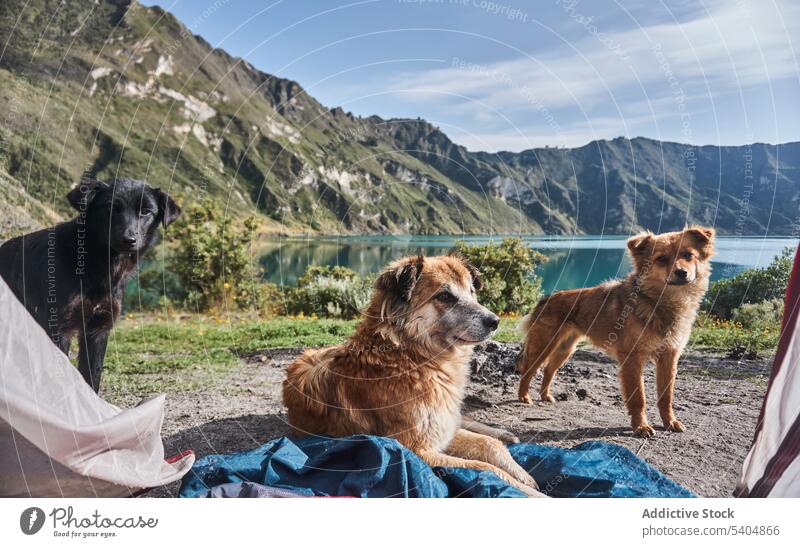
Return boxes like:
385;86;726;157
375;255;425;303
66;180;108;211
153;188;181;228
627;232;654;258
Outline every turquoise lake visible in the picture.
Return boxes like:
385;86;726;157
257;236;798;294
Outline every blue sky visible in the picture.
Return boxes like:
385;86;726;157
141;0;800;152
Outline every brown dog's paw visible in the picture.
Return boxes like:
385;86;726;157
496;430;520;444
510;466;539;490
519;394;533;405
501;433;521;444
665;419;686;432
496;467;545;497
541;393;555;403
633;424;656;438
508;473;545;497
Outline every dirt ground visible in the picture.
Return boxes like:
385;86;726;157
117;342;771;498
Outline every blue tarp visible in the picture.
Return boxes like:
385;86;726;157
179;435;694;498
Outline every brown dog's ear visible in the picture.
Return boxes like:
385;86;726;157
685;226;715;256
446;249;483;291
153;188;181;228
66;179;108;211
464;261;483;291
375;255;424;302
627;232;654;257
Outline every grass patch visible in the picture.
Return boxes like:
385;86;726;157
102;312;779;396
494;316;524;343
103;314;358;395
689;313;780;355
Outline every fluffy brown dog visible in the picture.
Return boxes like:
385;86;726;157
283;254;543;496
517;227;715;437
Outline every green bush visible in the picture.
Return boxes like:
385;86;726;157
730;298;784;330
454;237;546;314
703;247;793;319
235;279;283;318
691;311;780;357
286;265;373;319
171;198;260;311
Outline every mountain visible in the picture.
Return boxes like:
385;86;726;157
1;0;798;238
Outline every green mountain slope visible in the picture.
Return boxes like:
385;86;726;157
1;0;798;237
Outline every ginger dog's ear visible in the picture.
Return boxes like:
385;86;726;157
684;226;715;243
375;255;425;303
627;232;654;258
684;226;716;257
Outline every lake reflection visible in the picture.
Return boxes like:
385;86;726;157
257;235;797;294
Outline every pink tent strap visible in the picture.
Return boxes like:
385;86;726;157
738;243;800;497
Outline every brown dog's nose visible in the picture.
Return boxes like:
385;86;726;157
483;314;500;330
674;268;688;279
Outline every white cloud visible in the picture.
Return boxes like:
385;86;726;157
375;0;799;149
437;114;660;152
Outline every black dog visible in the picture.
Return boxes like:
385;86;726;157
0;178;180;391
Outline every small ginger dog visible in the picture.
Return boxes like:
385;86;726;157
283;254;543;496
517;227;715;437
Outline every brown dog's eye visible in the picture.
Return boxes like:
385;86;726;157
436;292;457;305
656;256;669;264
682;252;693;260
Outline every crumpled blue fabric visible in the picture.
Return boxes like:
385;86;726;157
179;435;694;498
508;441;694;497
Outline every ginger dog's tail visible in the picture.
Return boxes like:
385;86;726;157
516;296;551;372
515;307;537;372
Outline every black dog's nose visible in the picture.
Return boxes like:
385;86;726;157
483;314;500;330
123;236;138;247
675;268;688;279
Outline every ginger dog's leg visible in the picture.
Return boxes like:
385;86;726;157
539;332;580;402
618;354;654;437
518;326;558;404
461;415;518;444
656;349;685;432
518;357;545;405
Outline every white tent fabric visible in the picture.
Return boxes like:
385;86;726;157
737;244;800;497
0;276;193;497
